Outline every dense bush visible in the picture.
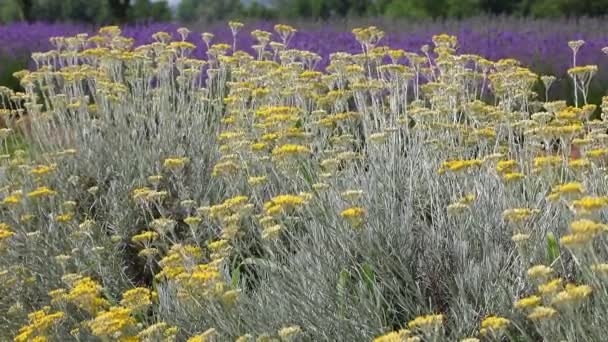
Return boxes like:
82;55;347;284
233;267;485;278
1;23;608;341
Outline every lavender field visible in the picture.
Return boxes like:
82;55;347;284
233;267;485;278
2;17;608;73
3;17;608;106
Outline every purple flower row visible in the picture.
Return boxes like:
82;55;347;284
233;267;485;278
2;19;608;79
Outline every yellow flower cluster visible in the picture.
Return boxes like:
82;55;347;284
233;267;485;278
264;194;308;216
15;308;64;342
88;306;137;338
6;21;608;342
65;276;110;315
480;315;510;337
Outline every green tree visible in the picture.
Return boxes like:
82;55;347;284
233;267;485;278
274;0;376;19
244;2;277;20
2;0;171;24
15;0;33;21
108;0;131;22
479;0;522;15
0;0;21;23
129;0;172;22
379;0;481;19
178;0;244;22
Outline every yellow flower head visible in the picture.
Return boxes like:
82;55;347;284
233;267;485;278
120;287;152;312
538;278;563;295
88;306;136;337
438;159;482;175
264;194;307;215
163;156;190;170
527;265;553;280
503;208;539;223
407;314;443;332
527;306;557;321
340;207;366;227
514;295;542;310
551;284;592;308
187;328;217;342
560;232;595;249
271;144;311;159
27;186;57;199
480;315;510;336
373;329;411;342
572;196;608;212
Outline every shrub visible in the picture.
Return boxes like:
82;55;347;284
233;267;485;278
0;23;607;341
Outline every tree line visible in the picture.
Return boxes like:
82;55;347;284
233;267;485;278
2;0;608;24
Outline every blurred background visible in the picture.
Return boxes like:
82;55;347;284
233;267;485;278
2;0;608;24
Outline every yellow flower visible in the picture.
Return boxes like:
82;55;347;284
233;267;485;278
373;329;411;342
496;160;517;174
248;175;267;186
0;224;14;240
235;334;253;342
568;65;598;76
163;157;190;170
187;328;217;342
14;309;65;342
591;263;608;275
48;289;67;305
570;219;606;235
480;315;510;336
527;306;557;321
65;277;110;315
138;247;160;259
572;196;608;212
438;159;482;174
208;239;230;253
131;231;159;245
137;322;169;340
560;232;595;249
120;287;152;312
30;164;56;176
88;306;136;337
264;194;307;215
276;325;301;340
340;207;366;227
569;158;591;170
533;155;562;169
527;265;553;280
148;174;163;185
150;218;177;235
164;326;178;338
502;172;524;182
549;182;585;200
511;233;530;243
341;190;366;201
2;191;22;205
407;314;443;332
271;144;311;159
503;208;539;223
538;278;562;295
551;284;592;308
262;224;283;240
514;295;541;310
27;186;57;199
250;142;268;151
55;213;74;223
